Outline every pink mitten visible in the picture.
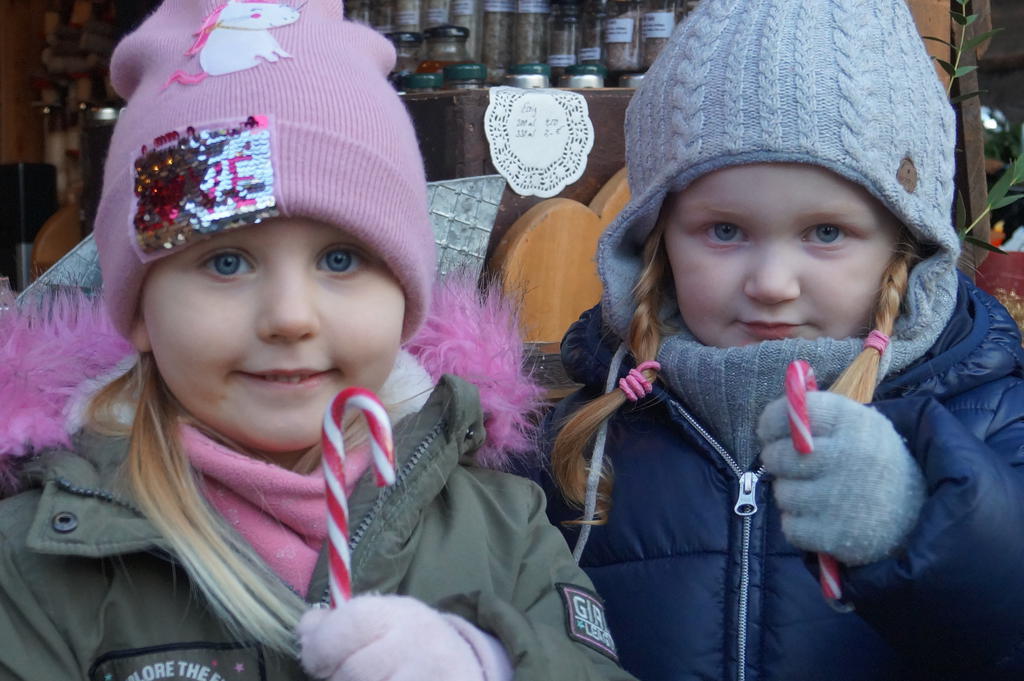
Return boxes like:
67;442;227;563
297;594;511;681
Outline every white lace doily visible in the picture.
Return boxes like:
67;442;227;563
484;87;595;198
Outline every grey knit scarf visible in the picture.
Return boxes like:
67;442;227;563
656;278;956;468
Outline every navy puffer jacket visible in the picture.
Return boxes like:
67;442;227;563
530;276;1024;681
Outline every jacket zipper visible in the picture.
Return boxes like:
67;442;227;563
53;421;447;607
318;419;446;606
670;402;764;681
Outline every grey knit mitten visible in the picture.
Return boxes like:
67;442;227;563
757;392;926;567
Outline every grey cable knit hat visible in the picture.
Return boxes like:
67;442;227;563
598;0;961;359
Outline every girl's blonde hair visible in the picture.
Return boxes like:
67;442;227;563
88;355;312;654
551;222;916;525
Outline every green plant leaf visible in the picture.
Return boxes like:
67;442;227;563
963;28;1003;53
991;194;1023;210
935;58;956;76
923;36;956;49
956;191;968;233
953;65;978;78
964;236;1007;254
952;12;969;25
1013;157;1024;183
954;0;969;7
965;13;979;26
988;165;1019;205
952;90;984;103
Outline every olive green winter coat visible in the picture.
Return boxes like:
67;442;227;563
0;376;634;681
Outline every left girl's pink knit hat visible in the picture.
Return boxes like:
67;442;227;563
94;0;436;341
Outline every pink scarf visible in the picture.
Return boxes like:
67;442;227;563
181;425;371;595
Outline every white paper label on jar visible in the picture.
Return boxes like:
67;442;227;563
579;46;601;61
426;7;449;24
641;11;674;38
395;10;419;25
604;17;634;43
484;0;515;10
452;0;476;12
548;53;577;67
517;0;549;13
484;86;595;198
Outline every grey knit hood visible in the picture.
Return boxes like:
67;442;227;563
597;0;961;364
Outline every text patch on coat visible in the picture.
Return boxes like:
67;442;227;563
89;641;266;681
556;583;619;662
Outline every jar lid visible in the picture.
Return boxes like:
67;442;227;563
504;73;550;88
561;73;604;88
444;63;488;81
403;72;444;89
566;63;607;77
424;24;470;39
618;72;645;88
84;106;120;124
386;31;424;44
510;62;551;76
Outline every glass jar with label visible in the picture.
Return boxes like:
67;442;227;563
676;0;695;24
418;24;471;72
452;0;483;61
443;62;488;89
347;0;372;25
373;1;395;33
482;0;516;83
423;0;452;29
386;31;424;85
642;0;674;69
604;0;641;74
578;0;607;64
395;0;422;32
547;0;579;82
515;0;550;66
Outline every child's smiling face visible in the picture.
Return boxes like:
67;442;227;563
662;163;900;348
131;217;405;467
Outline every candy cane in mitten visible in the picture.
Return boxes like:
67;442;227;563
785;361;846;606
322;387;396;606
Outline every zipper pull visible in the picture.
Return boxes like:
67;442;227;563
734;471;759;516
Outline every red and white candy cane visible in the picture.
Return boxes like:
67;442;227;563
784;360;845;605
322;386;396;607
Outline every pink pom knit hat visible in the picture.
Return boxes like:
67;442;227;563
94;0;436;341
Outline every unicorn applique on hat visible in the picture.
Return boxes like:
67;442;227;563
164;1;301;88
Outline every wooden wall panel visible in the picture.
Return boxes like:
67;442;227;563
0;0;45;163
908;0;954;86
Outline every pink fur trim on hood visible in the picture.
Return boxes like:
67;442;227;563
407;273;544;471
0;295;133;492
0;276;542;489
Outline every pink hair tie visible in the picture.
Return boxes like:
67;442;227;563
863;330;890;354
619;361;661;402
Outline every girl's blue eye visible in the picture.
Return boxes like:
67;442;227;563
711;223;741;242
207;253;250;276
320;248;358;273
813;224;842;244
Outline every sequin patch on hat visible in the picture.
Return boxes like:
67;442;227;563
133;116;279;255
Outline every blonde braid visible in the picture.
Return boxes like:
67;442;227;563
551;225;668;523
830;241;913;403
